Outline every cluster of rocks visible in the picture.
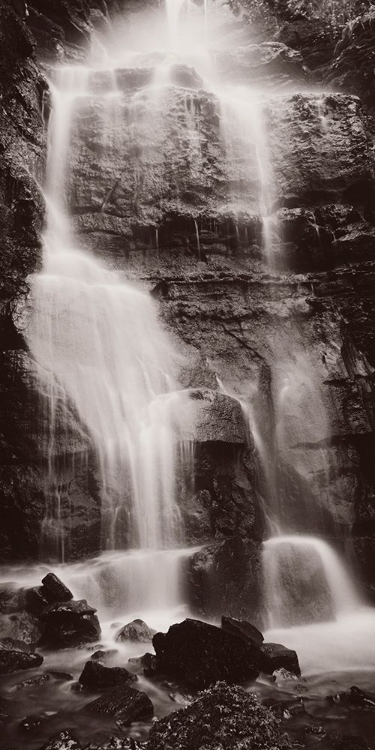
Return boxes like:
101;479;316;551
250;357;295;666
1;572;374;749
0;572;101;676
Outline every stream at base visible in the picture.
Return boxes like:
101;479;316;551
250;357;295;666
1;557;375;748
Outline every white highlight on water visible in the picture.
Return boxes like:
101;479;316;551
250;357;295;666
263;535;360;628
26;62;193;611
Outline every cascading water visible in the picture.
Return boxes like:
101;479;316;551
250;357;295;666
16;0;375;674
26;65;195;617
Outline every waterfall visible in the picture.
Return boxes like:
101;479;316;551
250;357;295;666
26;66;193;613
22;0;364;635
263;536;360;628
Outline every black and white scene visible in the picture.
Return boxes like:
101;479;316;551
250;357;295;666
0;0;375;748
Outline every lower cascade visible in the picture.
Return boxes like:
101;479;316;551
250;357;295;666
1;0;375;748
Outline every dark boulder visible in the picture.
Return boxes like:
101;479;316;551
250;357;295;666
85;684;154;728
147;681;291;750
116;619;156;643
0;649;43;675
79;660;136;690
260;643;300;676
41;599;101;649
152;618;261;689
221;615;264;647
41;573;73;603
25;586;50;616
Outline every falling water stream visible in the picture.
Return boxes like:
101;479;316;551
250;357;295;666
1;9;375;739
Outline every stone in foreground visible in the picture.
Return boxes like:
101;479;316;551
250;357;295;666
0;649;43;675
41;573;73;603
221;615;264;647
85;684;154;727
79;660;136;690
116;618;156;643
152;618;260;689
260;643;301;676
147;681;291;750
41;599;101;649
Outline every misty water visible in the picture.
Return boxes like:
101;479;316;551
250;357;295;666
1;1;375;748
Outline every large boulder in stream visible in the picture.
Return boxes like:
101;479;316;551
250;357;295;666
41;599;101;649
79;660;136;690
260;643;301;677
152;618;261;689
147;681;291;750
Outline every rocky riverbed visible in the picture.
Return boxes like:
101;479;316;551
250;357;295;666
0;572;375;750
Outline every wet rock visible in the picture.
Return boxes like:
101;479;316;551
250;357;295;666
221;615;264;647
79;660;137;690
0;610;42;648
216;42;307;88
41;599;101;649
0;649;43;675
0;636;35;652
25;586;50;616
327;10;375;112
86;738;146;750
41;573;73;603
260;643;301;676
85;684;154;727
128;652;157;674
41;730;82;750
274;668;300;684
147;681;291;750
116;619;156;643
90;649;118;663
152;618;261;689
331;685;375;709
15;673;50;690
348;686;375;708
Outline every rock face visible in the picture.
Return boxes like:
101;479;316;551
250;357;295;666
147;681;291;750
152;618;261;689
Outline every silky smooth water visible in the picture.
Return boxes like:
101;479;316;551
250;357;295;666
18;0;375;693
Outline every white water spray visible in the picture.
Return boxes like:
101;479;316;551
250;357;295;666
26;65;193;610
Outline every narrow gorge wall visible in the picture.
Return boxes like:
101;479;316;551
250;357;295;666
1;0;375;617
